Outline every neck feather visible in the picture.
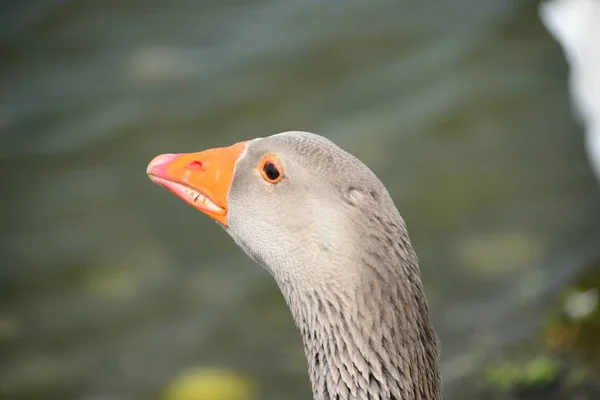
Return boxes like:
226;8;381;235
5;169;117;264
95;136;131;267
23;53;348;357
283;219;441;400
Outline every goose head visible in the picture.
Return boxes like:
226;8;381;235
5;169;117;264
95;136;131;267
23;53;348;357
147;131;441;400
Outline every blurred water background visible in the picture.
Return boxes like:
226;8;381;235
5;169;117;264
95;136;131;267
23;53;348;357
1;1;600;399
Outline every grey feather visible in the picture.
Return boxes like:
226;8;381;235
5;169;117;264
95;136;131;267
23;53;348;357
225;131;441;400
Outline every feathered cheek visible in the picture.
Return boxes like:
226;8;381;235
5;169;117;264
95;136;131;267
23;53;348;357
312;206;348;253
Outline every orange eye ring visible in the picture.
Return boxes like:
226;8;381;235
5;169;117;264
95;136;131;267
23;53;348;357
259;153;283;184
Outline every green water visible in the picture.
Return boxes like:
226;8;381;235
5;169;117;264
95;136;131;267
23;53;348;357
1;1;600;399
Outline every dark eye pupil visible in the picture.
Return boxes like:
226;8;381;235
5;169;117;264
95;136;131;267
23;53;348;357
263;162;280;180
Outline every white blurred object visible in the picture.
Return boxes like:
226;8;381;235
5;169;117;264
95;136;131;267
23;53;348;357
540;0;600;182
563;288;598;319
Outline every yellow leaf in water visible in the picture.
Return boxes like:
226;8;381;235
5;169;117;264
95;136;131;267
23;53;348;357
164;368;257;400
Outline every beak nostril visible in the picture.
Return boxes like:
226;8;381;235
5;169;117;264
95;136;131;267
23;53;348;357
187;160;205;170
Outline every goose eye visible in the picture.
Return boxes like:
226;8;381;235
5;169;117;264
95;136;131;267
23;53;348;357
259;154;283;183
264;162;280;180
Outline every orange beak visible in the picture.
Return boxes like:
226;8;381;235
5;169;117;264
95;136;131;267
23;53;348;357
146;141;248;226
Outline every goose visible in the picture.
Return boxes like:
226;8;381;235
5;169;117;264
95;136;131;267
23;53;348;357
147;131;442;400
